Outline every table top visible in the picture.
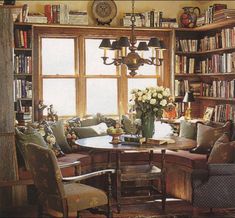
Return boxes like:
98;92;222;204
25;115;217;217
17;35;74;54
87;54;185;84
75;135;196;152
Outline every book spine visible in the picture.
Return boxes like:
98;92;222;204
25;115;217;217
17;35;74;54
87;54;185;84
44;4;52;23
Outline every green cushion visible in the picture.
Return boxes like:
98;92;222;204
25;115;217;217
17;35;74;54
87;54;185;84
73;123;108;138
197;121;231;149
15;127;48;169
50;120;72;153
80;117;99;127
208;134;235;164
179;120;197;140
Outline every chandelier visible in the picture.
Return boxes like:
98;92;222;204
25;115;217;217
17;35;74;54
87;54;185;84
99;0;166;77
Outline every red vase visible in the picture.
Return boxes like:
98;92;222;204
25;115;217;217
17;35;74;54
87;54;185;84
180;7;200;28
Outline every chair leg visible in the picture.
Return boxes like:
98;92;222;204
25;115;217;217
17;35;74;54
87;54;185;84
37;204;43;218
107;172;113;218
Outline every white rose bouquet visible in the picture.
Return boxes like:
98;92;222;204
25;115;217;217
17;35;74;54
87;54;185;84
129;86;171;119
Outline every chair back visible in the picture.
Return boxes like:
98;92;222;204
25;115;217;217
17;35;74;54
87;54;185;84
26;143;65;199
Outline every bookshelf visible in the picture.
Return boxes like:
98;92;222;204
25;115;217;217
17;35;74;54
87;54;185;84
14;22;33;125
174;19;235;121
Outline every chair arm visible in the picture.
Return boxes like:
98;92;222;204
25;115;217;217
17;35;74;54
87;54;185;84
208;163;235;176
58;161;81;169
58;161;81;176
62;169;115;183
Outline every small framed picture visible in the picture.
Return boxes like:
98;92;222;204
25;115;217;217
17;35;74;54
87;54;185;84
203;107;214;121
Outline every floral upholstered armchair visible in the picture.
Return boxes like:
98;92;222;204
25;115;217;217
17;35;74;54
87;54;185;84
26;143;115;218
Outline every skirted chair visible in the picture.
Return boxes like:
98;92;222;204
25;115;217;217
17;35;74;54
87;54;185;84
26;143;115;218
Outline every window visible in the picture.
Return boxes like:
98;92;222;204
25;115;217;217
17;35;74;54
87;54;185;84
41;38;76;116
86;78;118;114
85;39;116;75
38;29;165;118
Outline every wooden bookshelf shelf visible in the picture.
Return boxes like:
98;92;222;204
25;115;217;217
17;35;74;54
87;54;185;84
175;96;235;102
14;74;32;76
175;73;235;77
16;98;32;101
175;47;235;56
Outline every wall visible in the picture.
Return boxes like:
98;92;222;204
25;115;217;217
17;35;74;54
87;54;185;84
5;1;235;26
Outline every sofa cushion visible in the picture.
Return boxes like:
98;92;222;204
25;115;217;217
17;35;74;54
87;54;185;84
80;116;99;127
73;123;108;138
154;150;208;169
196;121;231;150
15;127;48;170
179;120;197;140
208;134;235;164
50;120;72;153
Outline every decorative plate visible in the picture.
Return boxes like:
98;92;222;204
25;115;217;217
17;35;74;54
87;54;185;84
92;0;117;25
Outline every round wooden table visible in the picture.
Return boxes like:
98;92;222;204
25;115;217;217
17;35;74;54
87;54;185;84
76;135;196;212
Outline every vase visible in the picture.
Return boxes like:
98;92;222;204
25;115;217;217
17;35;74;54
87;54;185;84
180;7;200;28
141;113;155;139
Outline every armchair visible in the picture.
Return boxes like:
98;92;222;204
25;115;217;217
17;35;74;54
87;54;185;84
192;163;235;209
26;143;115;218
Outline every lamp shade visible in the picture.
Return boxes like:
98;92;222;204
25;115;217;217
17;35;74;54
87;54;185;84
183;91;195;103
111;41;121;50
137;42;149;51
99;39;112;49
159;40;166;50
118;37;130;47
148;37;160;48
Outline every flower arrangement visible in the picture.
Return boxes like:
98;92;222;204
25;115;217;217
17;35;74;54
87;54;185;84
129;86;171;119
129;86;171;138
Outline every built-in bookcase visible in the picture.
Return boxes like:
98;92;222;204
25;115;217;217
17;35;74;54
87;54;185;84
14;23;33;125
174;19;235;121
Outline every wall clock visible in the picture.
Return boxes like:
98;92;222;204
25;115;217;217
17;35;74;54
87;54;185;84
92;0;117;25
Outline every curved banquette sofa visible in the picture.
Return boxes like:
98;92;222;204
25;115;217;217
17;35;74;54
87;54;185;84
15;117;235;209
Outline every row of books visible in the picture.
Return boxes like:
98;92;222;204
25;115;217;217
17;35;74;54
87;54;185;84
175;55;195;74
44;4;88;25
14;54;32;74
202;80;235;98
200;53;235;74
214;104;235;122
14;29;32;49
175;52;235;74
196;3;227;26
200;28;235;51
122;11;178;28
13;79;32;99
175;80;190;96
176;39;198;52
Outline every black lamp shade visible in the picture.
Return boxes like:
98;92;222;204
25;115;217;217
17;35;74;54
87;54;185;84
183;91;195;103
159;40;166;50
111;41;121;50
148;37;160;48
99;39;112;49
137;42;149;51
118;37;130;47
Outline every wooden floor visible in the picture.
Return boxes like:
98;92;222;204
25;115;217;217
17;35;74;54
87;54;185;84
1;199;235;218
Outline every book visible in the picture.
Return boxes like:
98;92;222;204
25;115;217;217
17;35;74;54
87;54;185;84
123;135;146;144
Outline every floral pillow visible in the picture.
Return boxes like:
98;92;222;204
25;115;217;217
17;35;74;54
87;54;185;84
39;123;65;157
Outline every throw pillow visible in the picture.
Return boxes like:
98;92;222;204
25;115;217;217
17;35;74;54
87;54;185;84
179;120;197;140
15;126;48;169
208;134;235;164
73;122;108;138
196;121;231;150
97;113;116;127
50;120;72;153
42;124;65;158
80;115;99;127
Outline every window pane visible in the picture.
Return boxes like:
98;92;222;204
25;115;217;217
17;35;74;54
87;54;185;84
42;38;75;75
86;79;117;114
128;40;157;75
128;78;157;101
43;79;76;116
85;39;116;75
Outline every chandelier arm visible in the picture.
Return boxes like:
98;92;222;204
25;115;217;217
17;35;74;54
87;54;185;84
141;58;164;66
101;57;122;66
